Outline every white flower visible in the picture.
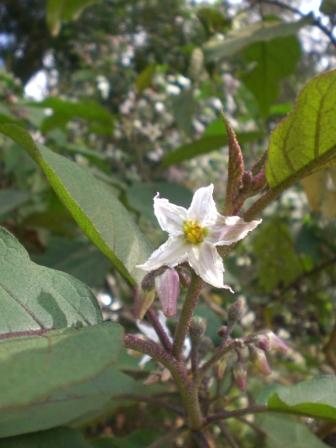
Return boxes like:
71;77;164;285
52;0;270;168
137;184;261;291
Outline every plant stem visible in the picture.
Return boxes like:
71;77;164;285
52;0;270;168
173;274;203;359
124;334;204;430
146;308;173;352
206;405;267;425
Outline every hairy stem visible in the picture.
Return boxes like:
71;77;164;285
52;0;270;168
173;274;203;359
146;308;173;352
124;334;204;430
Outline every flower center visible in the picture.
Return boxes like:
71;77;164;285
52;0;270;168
183;220;207;244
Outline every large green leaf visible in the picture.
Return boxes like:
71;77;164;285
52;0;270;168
0;323;132;437
241;35;301;116
258;415;328;448
0;427;91;448
266;376;336;421
266;70;336;189
0;123;151;285
0;226;101;335
204;17;310;61
47;0;101;36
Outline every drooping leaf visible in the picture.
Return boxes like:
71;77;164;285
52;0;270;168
47;0;101;36
266;376;336;421
0;189;31;217
31;97;114;135
258;414;328;448
266;70;336;189
241;35;301;116
204;17;311;61
0;427;92;448
0;124;152;285
0;225;101;336
0;323;133;437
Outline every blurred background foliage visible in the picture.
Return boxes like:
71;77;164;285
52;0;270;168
0;0;336;446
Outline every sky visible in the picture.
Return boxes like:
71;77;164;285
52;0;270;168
24;0;325;100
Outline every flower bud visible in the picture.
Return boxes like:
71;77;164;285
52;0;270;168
227;297;246;324
233;364;247;391
254;334;271;352
250;346;272;376
189;316;207;343
218;325;229;338
155;268;180;317
268;332;289;355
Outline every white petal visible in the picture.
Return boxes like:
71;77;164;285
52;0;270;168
187;184;218;225
154;194;187;235
207;215;261;246
187;243;233;291
137;236;188;272
136;320;159;342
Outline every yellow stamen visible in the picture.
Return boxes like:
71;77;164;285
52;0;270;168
183;220;207;245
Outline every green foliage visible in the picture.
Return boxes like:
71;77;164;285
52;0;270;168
93;429;162;447
241;36;301;116
258;415;328;448
0;427;91;448
266;376;336;421
266;70;336;189
32;98;114;136
204;17;311;61
0;226;101;334
47;0;102;36
320;0;336;16
35;237;110;288
252;219;304;293
0;190;31;218
0;323;131;437
0;124;152;285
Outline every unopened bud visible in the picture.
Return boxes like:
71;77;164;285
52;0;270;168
218;325;229;338
233;364;247;391
250;346;272;376
189;316;207;343
227;297;246;323
255;334;271;352
155;268;180;317
268;332;289;355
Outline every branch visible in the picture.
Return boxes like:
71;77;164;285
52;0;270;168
206;405;267;425
258;0;336;47
146;308;173;352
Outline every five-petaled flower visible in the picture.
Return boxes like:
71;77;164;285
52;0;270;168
137;184;261;291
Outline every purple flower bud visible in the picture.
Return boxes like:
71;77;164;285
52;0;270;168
233;364;247;391
255;334;271;352
250;346;272;376
268;332;289;355
155;268;180;317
